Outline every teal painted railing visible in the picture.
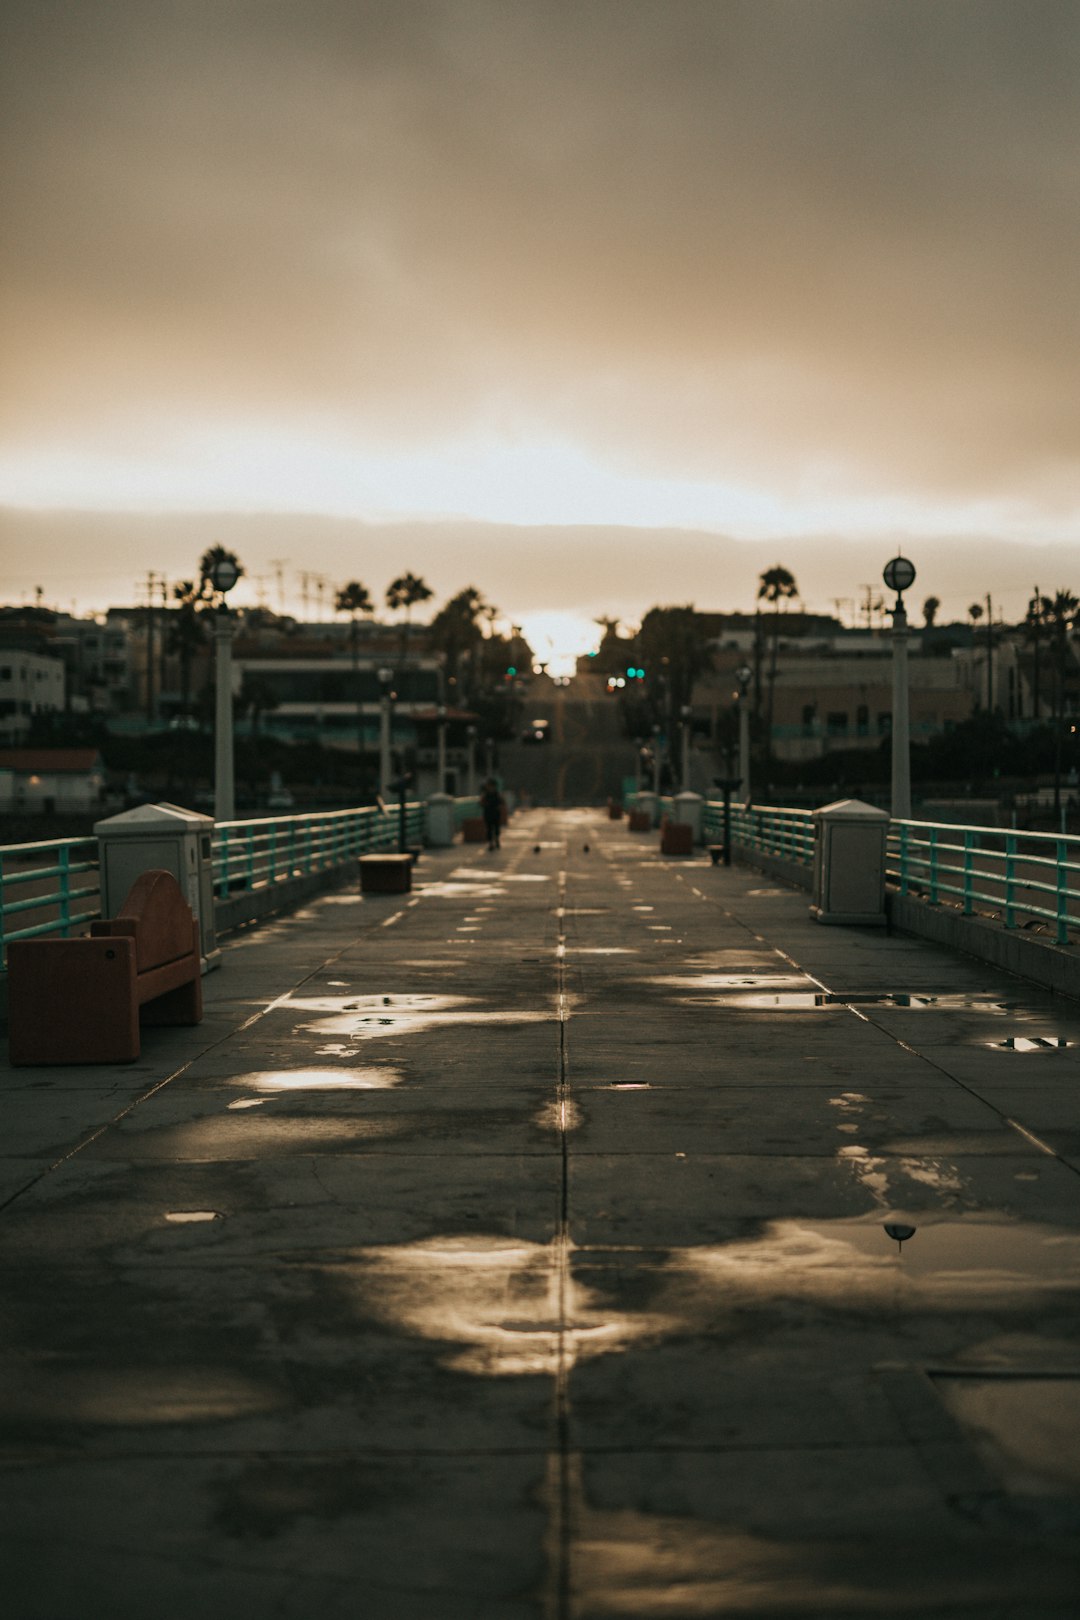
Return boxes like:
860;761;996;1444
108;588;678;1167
889;818;1080;945
0;835;100;962
213;802;426;898
702;801;816;867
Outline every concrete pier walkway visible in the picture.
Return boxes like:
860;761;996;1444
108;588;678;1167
3;808;1080;1617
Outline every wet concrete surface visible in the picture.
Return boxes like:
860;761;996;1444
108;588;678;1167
3;808;1080;1617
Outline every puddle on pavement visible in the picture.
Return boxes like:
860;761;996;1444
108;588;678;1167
936;1376;1080;1496
349;1218;1080;1383
282;993;466;1013
415;881;508;899
464;870;551;883
350;1235;668;1376
14;1367;280;1427
650;973;814;991
164;1210;222;1224
300;1007;550;1038
567;947;640;955
997;1036;1074;1051
604;1083;652;1090
675;1217;1080;1302
672;990;1014;1011
233;1067;401;1091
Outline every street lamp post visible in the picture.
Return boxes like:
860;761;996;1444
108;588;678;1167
884;555;917;820
436;703;447;793
652;724;662;796
377;667;394;798
680;704;692;792
211;556;240;822
735;663;752;805
466;725;477;796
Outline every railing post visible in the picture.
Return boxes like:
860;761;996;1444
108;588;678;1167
289;818;298;877
963;830;974;916
1056;838;1069;944
218;827;229;898
246;828;256;892
268;823;278;885
1004;832;1016;929
58;843;72;935
898;822;909;896
928;826;939;905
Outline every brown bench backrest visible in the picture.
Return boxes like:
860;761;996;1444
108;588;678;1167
112;869;197;973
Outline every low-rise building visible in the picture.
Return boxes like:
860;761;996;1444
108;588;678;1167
0;748;106;814
0;651;65;743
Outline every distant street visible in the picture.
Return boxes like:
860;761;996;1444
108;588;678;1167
498;673;638;806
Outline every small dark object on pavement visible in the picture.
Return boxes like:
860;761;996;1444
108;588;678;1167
583;843;590;853
533;844;541;853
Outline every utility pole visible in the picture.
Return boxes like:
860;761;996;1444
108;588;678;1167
985;591;994;713
144;570;158;724
268;559;289;615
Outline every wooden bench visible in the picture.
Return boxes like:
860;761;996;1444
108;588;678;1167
359;853;413;893
8;869;202;1066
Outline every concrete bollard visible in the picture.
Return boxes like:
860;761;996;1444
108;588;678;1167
672;790;703;844
426;792;455;847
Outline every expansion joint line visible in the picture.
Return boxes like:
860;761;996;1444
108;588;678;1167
551;866;572;1620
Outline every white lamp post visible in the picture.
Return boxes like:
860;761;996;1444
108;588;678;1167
211;556;240;822
680;704;692;792
652;724;662;795
436;703;447;792
884;555;917;820
377;667;394;797
735;663;752;805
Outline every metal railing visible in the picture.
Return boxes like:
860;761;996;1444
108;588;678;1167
0;836;101;962
889;818;1080;945
703;801;815;867
213;802;426;898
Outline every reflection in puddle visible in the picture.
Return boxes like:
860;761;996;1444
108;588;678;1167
998;1036;1073;1051
165;1210;221;1223
567;947;639;955
605;1083;652;1091
937;1377;1080;1496
352;1236;667;1376
281;994;465;1013
534;1099;584;1133
300;1009;550;1039
676;1217;1080;1300
416;882;508;899
673;991;1013;1011
13;1367;280;1427
650;973;813;991
237;1067;401;1091
227;1098;267;1110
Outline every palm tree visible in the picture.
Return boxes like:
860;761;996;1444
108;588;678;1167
167;580;207;718
335;581;374;759
757;565;799;787
1048;589;1079;813
428;587;487;697
922;596;940;628
1024;588;1053;721
386;572;434;658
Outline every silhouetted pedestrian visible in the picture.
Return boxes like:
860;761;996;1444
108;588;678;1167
480;778;504;850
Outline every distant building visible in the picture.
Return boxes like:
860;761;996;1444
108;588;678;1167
0;650;65;743
0;748;106;814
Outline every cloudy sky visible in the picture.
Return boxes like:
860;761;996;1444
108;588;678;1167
2;0;1078;652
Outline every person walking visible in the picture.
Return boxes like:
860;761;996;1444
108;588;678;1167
480;777;504;851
